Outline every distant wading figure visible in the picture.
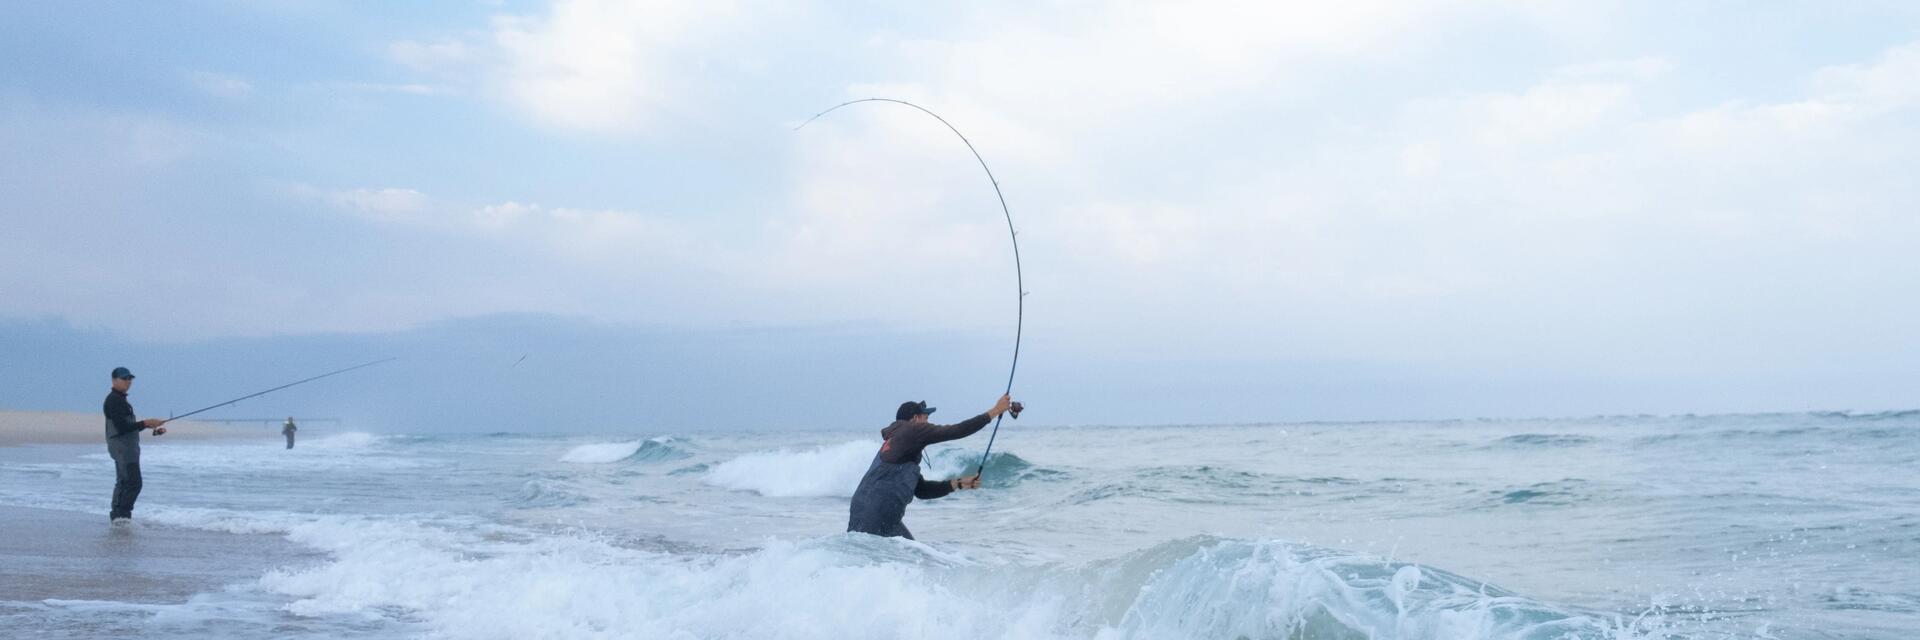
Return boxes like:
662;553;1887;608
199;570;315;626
847;394;1015;540
103;367;167;525
282;417;297;449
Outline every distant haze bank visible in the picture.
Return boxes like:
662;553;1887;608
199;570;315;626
1;314;1910;434
0;411;263;447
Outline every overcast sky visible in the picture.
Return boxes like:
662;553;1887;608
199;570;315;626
3;2;1917;429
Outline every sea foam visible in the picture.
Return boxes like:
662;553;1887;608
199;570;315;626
559;437;689;464
206;506;1656;640
702;440;876;498
559;441;646;464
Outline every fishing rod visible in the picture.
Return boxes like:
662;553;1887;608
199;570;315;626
165;358;396;423
796;98;1026;480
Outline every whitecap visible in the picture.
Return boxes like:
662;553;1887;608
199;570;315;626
559;441;645;464
702;440;875;498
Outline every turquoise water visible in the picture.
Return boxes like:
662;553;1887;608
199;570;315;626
1;412;1915;638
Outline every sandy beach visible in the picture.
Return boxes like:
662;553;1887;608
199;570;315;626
0;411;265;447
0;505;320;638
0;506;315;602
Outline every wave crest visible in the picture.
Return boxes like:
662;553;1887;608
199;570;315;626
303;432;385;449
1100;537;1642;638
226;516;1659;640
702;440;1059;498
558;437;690;464
703;441;876;497
923;448;1054;487
1495;433;1596;447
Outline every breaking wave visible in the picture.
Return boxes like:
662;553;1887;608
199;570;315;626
558;437;690;464
302;431;386;449
923;448;1054;487
704;441;1057;498
133;504;1667;640
703;440;876;497
1495;434;1597;448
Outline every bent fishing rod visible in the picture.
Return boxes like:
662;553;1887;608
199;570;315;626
164;357;397;423
796;98;1026;479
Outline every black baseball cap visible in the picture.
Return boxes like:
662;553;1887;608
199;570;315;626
895;401;936;421
111;367;135;380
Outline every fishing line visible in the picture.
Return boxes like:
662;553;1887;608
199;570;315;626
795;98;1025;480
167;357;397;422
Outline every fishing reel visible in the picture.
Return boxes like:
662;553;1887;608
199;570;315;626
1009;401;1024;419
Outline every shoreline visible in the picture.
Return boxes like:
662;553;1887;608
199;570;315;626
0;410;267;447
0;505;317;603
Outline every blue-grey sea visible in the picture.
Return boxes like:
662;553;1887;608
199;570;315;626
1;412;1915;639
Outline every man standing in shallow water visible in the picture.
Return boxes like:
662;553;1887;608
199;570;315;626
847;394;1018;540
103;367;166;525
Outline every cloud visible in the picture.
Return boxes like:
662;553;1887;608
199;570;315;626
389;38;474;73
468;200;704;266
186;70;254;99
485;0;745;133
816;2;1462;170
1811;41;1920;113
379;0;774;133
330;82;451;96
340;4;1920;366
779;33;1920;368
1553;57;1673;82
293;185;431;220
20;5;1918;380
289;172;1020;332
257;184;747;334
0;99;208;167
899;2;1435;104
302;186;706;268
1658;40;1920;154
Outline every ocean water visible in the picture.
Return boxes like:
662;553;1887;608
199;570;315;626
0;412;1915;639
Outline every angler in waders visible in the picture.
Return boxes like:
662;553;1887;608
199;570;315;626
103;367;167;525
847;394;1018;540
282;417;297;449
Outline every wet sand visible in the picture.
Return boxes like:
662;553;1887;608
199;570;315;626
0;506;316;603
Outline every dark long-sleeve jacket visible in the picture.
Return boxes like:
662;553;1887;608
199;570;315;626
847;413;994;537
912;475;957;500
103;390;147;440
876;413;992;465
879;413;991;501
